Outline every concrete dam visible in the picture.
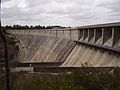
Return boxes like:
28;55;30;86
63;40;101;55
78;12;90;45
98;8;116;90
9;22;120;67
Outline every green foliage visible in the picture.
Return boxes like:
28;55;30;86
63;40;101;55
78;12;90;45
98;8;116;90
0;68;120;90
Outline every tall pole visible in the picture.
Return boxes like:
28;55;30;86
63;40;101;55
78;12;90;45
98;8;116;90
0;29;10;90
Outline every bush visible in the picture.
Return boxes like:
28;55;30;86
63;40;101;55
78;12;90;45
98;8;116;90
0;67;120;90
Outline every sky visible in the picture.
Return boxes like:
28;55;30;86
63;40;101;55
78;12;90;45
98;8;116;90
1;0;120;26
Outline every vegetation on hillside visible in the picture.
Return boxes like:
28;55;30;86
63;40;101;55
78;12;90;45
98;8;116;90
1;25;68;30
0;30;19;64
0;67;120;90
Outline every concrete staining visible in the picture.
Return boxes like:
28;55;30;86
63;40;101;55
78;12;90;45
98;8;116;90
15;34;76;63
14;34;120;67
62;44;120;67
9;22;120;67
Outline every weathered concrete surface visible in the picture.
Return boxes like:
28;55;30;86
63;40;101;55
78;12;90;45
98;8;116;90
61;44;120;67
8;22;120;67
15;34;76;63
14;33;120;67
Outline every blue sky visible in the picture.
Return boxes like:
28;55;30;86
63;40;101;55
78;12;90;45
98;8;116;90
1;0;120;26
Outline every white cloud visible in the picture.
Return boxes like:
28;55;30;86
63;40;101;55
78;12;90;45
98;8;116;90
1;0;120;26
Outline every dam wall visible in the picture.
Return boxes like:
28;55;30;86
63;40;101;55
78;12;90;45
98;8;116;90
61;44;120;67
10;22;120;51
8;22;120;67
12;34;76;63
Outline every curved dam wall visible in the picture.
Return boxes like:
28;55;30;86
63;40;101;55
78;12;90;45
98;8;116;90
11;22;120;51
8;22;120;67
13;34;76;63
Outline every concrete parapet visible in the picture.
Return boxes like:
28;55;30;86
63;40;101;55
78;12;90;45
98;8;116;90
8;22;120;52
88;29;94;43
57;30;62;38
83;29;88;42
112;26;120;48
78;29;84;41
71;30;78;40
94;28;102;45
102;27;112;47
64;30;70;39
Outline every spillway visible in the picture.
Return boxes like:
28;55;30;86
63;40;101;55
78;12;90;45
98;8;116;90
61;44;120;67
12;34;120;67
15;35;76;63
8;22;120;67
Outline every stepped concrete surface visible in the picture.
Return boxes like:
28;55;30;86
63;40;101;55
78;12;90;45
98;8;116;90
8;22;120;67
12;34;76;63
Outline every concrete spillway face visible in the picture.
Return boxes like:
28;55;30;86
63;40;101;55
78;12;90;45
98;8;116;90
14;34;76;63
11;29;120;67
62;43;120;67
